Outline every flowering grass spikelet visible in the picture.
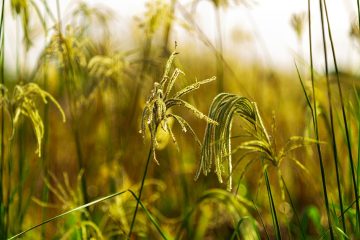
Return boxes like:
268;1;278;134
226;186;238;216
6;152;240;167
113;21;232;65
140;51;217;164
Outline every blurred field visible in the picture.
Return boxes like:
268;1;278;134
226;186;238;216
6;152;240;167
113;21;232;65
1;0;360;239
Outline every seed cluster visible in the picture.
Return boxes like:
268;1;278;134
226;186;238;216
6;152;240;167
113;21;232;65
140;51;217;164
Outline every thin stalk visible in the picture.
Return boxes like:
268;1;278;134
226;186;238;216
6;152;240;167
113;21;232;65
355;73;360;222
55;0;88;205
15;123;26;233
307;0;334;238
162;0;176;56
358;94;360;228
357;0;360;34
252;199;270;240
323;0;360;231
281;177;305;240
264;169;281;239
41;3;50;238
128;143;153;239
127;37;151;129
5;138;14;237
214;6;224;93
0;0;5;236
8;190;128;240
14;15;27;234
318;0;346;234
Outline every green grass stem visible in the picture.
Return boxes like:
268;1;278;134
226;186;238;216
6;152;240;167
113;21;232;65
307;0;334;238
281;176;305;239
318;0;346;234
0;0;5;236
55;0;89;205
128;143;153;239
264;169;281;239
214;6;224;93
323;0;360;232
8;190;128;240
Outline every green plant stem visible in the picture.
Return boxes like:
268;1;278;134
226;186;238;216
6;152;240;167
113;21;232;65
252;199;270;240
127;37;152;128
128;143;153;239
215;6;224;93
281;177;305;239
318;0;346;234
162;0;176;56
0;0;7;237
5;139;14;238
307;0;334;238
8;190;128;240
0;0;5;236
264;169;281;239
323;0;360;231
357;0;360;32
41;4;49;238
55;0;89;205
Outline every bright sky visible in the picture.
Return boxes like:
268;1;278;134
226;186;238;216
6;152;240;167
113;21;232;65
4;0;360;72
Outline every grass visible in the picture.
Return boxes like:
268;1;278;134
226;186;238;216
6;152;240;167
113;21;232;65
1;0;360;239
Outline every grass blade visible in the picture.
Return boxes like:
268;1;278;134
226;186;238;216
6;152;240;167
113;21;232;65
128;144;153;239
128;190;169;240
0;0;5;237
281;176;306;239
323;0;360;232
307;0;334;237
8;190;128;240
264;168;281;239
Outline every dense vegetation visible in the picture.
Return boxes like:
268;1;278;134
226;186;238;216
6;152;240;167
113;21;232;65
0;0;360;239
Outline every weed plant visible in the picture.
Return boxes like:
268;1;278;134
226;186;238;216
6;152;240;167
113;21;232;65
0;0;360;239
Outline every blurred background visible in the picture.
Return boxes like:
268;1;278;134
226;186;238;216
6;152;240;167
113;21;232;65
1;0;360;239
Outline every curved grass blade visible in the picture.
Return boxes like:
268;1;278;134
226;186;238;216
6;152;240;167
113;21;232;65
8;190;128;240
195;93;257;191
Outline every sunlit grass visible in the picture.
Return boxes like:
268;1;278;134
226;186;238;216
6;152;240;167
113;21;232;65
0;0;360;239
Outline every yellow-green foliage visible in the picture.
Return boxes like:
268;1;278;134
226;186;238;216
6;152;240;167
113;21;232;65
3;0;360;239
1;82;65;157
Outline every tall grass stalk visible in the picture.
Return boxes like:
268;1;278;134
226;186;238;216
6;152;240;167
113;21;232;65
318;0;347;234
162;0;176;55
0;0;5;236
55;0;89;204
358;104;360;219
264;168;281;239
323;0;360;231
127;37;152;129
14;13;28;234
128;189;169;239
252;199;270;240
40;4;50;237
281;176;306;239
357;0;360;33
358;88;360;230
128;144;153;239
307;0;334;238
214;6;224;93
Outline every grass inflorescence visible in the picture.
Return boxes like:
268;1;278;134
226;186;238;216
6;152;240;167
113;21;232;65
1;0;360;239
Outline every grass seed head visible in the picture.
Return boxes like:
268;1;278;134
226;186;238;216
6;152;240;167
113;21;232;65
140;51;217;164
